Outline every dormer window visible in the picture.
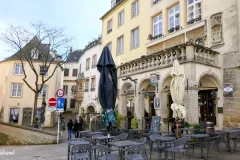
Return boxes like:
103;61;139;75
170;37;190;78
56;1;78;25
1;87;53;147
31;48;39;59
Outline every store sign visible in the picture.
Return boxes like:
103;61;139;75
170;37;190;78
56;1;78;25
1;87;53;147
150;74;160;86
154;97;160;109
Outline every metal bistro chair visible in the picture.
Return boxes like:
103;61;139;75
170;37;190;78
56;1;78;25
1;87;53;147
92;134;105;144
123;144;148;160
95;145;120;160
136;137;147;144
232;133;240;151
162;137;192;160
68;138;85;160
72;144;92;160
112;133;128;141
149;134;164;160
84;137;98;160
201;135;225;160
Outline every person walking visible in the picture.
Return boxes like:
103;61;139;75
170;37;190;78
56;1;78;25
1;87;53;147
73;120;78;138
79;116;83;131
59;117;66;139
67;119;73;140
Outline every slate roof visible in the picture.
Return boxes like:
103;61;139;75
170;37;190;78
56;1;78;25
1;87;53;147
83;36;101;52
5;36;55;62
66;50;84;62
100;0;125;20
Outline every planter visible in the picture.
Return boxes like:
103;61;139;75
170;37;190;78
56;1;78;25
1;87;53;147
175;119;184;138
206;121;214;133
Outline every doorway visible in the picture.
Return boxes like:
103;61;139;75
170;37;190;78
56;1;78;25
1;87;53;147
198;89;217;124
22;108;32;126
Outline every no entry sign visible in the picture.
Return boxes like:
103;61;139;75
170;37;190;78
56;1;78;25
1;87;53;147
48;98;57;107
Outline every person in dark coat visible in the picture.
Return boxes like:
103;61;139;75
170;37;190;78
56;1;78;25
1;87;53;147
67;119;73;140
73;120;78;138
78;116;83;131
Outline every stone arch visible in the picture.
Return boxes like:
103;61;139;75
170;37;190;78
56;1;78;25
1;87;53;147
120;81;134;94
137;76;151;92
86;103;97;113
159;71;172;91
197;71;222;89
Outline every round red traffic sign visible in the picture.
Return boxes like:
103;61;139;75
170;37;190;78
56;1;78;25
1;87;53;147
48;98;57;107
56;89;64;97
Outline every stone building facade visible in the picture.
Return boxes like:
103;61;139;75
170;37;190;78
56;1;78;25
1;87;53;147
101;0;240;130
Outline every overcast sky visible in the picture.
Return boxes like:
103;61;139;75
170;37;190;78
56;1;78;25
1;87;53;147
0;0;110;60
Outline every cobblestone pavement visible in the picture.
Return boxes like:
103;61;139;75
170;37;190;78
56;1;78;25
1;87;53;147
1;140;240;160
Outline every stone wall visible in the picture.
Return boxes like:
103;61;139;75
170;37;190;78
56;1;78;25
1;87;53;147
223;67;240;128
0;122;57;145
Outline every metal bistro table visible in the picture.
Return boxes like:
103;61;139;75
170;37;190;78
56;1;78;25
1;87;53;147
219;129;240;152
154;136;176;160
78;130;91;138
85;131;104;138
179;128;197;136
190;134;210;159
108;140;141;160
67;140;90;160
93;135;116;146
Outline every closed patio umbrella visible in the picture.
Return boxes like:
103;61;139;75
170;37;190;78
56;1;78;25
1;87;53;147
170;60;186;119
97;46;118;129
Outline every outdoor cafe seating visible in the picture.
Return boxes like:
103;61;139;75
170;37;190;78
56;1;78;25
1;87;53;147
67;123;240;160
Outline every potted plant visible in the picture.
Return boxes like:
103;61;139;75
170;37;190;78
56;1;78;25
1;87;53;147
116;112;123;128
131;114;138;129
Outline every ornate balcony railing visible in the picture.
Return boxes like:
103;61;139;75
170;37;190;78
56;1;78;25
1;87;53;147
118;43;219;77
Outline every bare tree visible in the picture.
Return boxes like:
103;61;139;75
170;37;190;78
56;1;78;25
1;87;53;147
2;22;72;126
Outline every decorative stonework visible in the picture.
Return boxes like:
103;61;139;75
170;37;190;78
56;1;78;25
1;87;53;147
211;13;224;46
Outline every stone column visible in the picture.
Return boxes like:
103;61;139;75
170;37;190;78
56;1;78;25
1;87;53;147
136;93;145;129
119;94;127;117
184;90;199;124
186;45;195;60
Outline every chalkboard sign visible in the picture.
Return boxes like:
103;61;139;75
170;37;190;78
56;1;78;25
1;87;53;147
150;116;161;132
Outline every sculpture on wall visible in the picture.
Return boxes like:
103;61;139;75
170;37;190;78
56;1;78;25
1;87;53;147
211;13;223;45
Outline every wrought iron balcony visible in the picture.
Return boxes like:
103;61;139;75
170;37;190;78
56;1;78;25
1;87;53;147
187;16;202;25
118;43;219;77
168;25;180;33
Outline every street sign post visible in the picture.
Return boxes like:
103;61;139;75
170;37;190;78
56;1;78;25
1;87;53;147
56;89;64;98
56;98;64;112
48;98;57;106
56;97;64;144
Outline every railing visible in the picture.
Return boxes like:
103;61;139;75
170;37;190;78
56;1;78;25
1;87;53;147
118;43;219;77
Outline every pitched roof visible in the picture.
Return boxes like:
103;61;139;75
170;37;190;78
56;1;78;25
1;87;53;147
76;72;85;80
66;50;84;62
5;36;55;62
100;0;125;20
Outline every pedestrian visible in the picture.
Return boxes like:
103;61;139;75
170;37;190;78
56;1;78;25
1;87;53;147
73;120;78;138
59;117;66;139
67;119;73;140
79;116;83;131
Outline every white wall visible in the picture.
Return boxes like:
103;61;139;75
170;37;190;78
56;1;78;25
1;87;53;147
79;45;101;114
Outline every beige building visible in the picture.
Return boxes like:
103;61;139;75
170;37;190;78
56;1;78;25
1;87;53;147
101;0;240;130
0;37;63;127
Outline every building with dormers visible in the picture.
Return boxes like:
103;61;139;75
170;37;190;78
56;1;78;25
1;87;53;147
101;0;240;130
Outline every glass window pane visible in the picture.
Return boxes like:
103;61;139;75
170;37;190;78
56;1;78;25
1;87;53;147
188;0;194;5
169;8;174;15
175;5;179;12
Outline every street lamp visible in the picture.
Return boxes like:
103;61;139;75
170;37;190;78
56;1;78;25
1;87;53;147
40;92;46;128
